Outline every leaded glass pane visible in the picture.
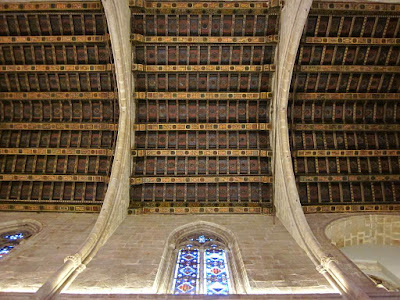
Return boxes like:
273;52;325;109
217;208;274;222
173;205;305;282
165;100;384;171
3;233;24;240
173;247;200;294
0;245;14;258
204;245;230;295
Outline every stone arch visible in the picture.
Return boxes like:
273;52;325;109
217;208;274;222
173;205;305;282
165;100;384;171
325;214;400;291
153;220;250;294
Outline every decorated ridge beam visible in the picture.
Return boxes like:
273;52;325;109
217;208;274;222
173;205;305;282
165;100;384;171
311;1;400;13
292;93;400;101
1;65;114;72
296;65;400;73
0;148;113;156
304;37;400;46
294;150;400;157
132;64;275;72
0;174;109;183
0;92;117;100
134;92;272;100
0;35;110;44
129;0;282;10
130;175;272;185
0;1;102;11
292;124;400;131
131;34;279;44
132;149;272;157
298;175;400;183
0;122;118;131
0;203;102;213
133;123;271;131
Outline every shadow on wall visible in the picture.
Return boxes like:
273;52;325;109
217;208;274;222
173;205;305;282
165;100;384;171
325;215;400;291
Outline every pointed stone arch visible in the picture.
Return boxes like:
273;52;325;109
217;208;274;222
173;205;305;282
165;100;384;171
153;220;250;294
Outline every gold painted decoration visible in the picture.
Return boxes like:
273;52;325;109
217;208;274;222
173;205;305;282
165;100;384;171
132;64;275;72
0;174;109;182
295;150;400;157
0;35;110;44
131;35;279;44
294;93;400;101
132;123;271;131
0;1;102;11
305;37;400;45
312;1;400;13
129;0;282;10
0;148;113;156
1;65;114;72
132;149;272;157
0;92;117;100
297;65;400;73
298;175;400;183
0;203;102;213
131;175;272;185
293;124;400;131
0;123;118;131
134;92;272;100
303;204;400;214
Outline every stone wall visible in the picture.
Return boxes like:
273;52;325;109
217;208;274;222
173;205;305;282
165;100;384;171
66;215;333;295
325;215;400;249
307;213;400;294
0;212;97;293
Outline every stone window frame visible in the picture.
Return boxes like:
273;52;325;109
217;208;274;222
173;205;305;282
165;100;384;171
153;220;250;294
0;219;42;261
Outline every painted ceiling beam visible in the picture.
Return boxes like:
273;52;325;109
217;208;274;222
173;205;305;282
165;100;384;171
292;124;400;131
304;37;400;46
0;92;117;100
0;122;117;131
292;93;400;101
134;92;272;100
131;175;272;184
0;174;109;183
131;34;278;44
0;35;110;44
294;150;400;157
129;0;282;10
132;123;271;131
0;148;113;156
298;174;400;183
132;64;276;72
132;149;272;157
296;65;400;73
1;65;114;72
0;2;102;11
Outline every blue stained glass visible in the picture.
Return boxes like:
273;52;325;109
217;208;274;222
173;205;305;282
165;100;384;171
4;233;24;240
173;248;200;294
0;245;14;258
204;246;230;295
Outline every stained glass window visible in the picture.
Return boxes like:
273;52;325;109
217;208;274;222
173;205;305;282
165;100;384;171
0;230;30;259
172;234;231;295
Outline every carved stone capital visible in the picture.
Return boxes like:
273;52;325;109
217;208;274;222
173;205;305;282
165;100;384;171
64;254;82;267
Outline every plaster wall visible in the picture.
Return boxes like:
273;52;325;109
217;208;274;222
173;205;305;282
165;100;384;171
0;212;97;293
66;215;333;295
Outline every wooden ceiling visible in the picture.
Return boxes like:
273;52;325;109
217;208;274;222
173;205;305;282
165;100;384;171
289;1;400;212
1;0;399;214
0;1;118;212
129;0;281;213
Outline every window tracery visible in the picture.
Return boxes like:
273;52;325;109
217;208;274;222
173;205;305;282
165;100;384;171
172;234;231;295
